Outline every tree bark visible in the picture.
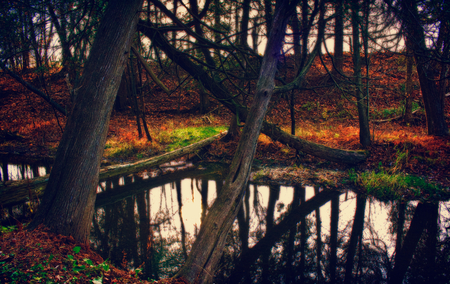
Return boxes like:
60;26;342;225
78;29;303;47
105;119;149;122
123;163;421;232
27;0;144;243
398;0;449;136
174;1;293;282
333;0;344;76
351;0;371;147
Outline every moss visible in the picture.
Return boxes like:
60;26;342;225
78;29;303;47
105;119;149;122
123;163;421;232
163;126;227;152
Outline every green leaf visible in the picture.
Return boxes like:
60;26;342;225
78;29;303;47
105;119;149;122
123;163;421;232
84;258;94;266
72;264;86;273
100;263;110;272
73;246;81;254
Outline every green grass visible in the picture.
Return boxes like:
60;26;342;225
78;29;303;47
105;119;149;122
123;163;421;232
373;101;421;120
352;169;444;201
163;126;227;152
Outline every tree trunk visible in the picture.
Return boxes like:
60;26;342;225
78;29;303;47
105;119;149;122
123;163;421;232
261;185;280;283
351;0;371;147
314;186;323;281
403;46;414;124
344;194;366;284
333;0;344;76
47;2;74;79
394;201;406;266
399;0;449;136
27;0;143;243
329;194;339;283
239;0;251;48
174;1;293;283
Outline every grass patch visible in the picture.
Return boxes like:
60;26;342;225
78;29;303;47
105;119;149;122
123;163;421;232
103;125;226;160
163;126;227;152
104;138;158;159
350;169;445;201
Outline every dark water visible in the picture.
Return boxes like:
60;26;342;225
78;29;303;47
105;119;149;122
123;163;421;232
90;166;450;283
3;159;450;283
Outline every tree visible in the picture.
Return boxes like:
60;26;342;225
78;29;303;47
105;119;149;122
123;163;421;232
351;0;371;147
139;0;367;165
333;0;345;76
173;1;295;282
28;0;144;243
392;0;449;136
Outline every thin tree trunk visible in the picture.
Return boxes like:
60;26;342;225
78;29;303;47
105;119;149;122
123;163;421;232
299;185;306;283
344;194;366;284
351;0;371;147
27;0;143;243
329;194;339;283
394;201;406;266
261;185;280;284
175;180;188;260
239;0;251;48
136;55;152;141
315;187;323;281
333;0;344;76
286;185;301;284
128;59;143;138
404;46;414;124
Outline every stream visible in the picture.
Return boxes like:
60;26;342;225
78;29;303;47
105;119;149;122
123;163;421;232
2;160;450;283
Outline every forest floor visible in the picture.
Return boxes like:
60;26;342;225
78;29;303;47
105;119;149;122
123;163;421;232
1;52;450;283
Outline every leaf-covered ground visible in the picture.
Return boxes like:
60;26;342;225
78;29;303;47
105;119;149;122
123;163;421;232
0;52;449;282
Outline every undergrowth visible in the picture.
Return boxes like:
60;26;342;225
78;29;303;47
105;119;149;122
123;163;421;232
348;168;446;201
104;126;226;159
162;126;226;152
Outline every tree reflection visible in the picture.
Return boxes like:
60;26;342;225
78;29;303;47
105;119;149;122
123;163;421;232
90;172;450;283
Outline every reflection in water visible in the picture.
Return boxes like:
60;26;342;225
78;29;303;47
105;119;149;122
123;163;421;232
0;162;48;181
90;170;450;283
1;159;50;222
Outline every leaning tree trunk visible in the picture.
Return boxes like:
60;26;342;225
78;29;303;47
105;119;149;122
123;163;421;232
174;1;293;283
27;0;143;243
138;7;368;165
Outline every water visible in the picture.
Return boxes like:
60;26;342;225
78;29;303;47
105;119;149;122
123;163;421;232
3;159;450;283
0;161;49;181
90;166;450;283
